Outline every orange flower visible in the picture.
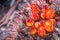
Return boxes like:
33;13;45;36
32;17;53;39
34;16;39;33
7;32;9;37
31;13;39;21
45;9;55;19
31;4;40;14
30;27;37;35
38;26;46;37
44;20;54;32
41;6;55;19
26;18;34;27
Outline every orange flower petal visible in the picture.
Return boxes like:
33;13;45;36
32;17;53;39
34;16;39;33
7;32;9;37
50;19;56;25
31;13;39;21
30;27;37;35
34;22;39;29
40;13;45;19
26;18;34;27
